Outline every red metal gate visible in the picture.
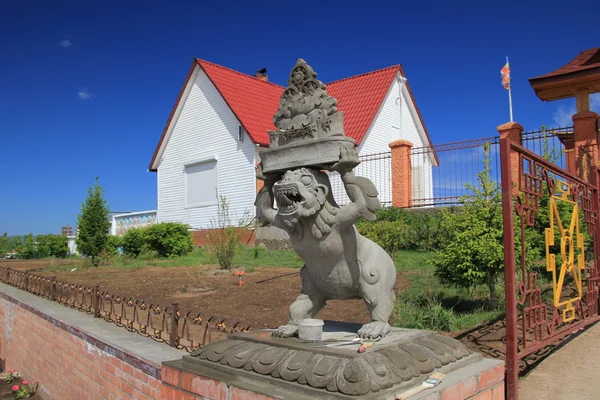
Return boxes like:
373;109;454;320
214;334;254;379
500;137;600;399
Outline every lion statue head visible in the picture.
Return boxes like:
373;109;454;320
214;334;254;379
272;167;339;238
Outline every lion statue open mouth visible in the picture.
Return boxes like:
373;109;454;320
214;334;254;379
255;148;397;339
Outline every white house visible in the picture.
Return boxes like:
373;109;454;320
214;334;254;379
149;59;436;240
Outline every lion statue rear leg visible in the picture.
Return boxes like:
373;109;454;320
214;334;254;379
357;252;396;339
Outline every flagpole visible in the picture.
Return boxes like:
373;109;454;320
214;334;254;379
507;56;514;122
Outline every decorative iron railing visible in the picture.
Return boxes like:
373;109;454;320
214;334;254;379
0;267;251;352
499;136;600;399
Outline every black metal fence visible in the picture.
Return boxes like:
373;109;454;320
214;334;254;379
329;151;392;206
521;126;571;169
410;136;501;207
408;126;571;208
0;267;250;353
327;127;572;209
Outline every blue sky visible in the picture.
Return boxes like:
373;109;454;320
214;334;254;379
1;0;599;235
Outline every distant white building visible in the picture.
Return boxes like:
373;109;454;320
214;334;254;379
67;236;77;256
110;210;157;237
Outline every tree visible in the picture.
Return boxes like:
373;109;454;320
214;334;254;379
76;178;111;265
37;234;69;258
430;143;504;309
19;234;39;259
12;235;22;251
0;233;11;254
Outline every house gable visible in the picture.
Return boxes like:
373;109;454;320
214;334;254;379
149;61;199;172
358;71;436;164
157;66;256;230
150;60;282;171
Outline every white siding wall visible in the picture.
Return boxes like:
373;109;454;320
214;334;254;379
329;76;433;206
157;68;256;229
411;153;434;205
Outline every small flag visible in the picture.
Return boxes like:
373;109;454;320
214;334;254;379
501;62;511;90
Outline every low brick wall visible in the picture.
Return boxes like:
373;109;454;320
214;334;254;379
0;283;183;400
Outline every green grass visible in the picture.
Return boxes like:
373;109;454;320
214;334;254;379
393;250;433;273
43;247;303;272
391;250;505;333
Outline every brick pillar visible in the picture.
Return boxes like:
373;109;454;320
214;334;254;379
573;111;600;183
563;137;576;175
389;140;413;208
497;122;524;195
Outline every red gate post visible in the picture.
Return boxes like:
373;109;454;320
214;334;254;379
498;122;524;196
498;122;523;400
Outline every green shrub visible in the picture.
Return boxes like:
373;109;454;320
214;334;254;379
357;207;454;253
356;219;408;257
205;196;254;269
206;226;242;269
429;143;504;309
121;223;193;258
15;234;68;259
18;234;41;259
144;222;194;258
104;235;124;256
39;234;69;258
97;249;116;267
122;228;148;257
374;207;454;251
0;233;12;254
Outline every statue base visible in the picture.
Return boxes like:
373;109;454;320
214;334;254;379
161;322;505;399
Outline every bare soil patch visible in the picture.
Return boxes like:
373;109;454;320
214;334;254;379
0;258;80;272
34;265;409;329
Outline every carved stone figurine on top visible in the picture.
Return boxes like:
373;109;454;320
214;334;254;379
255;59;397;339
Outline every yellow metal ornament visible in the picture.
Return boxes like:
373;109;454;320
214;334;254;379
545;181;585;323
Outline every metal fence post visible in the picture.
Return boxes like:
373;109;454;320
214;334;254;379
23;272;29;291
93;285;100;318
49;276;56;300
170;302;179;348
499;135;519;400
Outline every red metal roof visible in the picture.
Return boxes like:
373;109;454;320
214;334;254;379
531;47;600;80
149;59;433;170
198;59;282;146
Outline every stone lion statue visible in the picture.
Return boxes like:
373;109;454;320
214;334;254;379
255;147;397;339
